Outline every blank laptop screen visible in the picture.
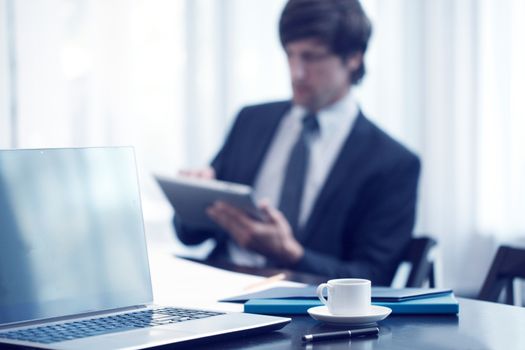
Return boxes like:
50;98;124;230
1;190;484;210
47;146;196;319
0;147;152;325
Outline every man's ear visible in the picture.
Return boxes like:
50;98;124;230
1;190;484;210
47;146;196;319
346;52;363;72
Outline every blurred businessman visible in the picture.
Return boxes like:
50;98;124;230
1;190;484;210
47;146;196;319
175;0;420;286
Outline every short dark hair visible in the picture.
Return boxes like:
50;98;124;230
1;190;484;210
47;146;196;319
279;0;372;85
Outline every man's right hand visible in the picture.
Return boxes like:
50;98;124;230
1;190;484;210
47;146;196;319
178;167;216;180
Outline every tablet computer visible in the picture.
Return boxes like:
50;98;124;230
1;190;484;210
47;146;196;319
156;175;266;231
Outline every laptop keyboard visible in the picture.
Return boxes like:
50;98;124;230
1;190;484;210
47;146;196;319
0;307;224;344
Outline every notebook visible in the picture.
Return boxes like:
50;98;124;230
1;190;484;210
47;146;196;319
221;285;453;303
0;147;289;350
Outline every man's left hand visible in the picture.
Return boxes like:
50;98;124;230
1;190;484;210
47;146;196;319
206;201;304;265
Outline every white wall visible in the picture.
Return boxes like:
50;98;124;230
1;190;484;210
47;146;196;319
0;0;12;148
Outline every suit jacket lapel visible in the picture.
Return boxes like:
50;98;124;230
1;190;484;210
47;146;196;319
243;102;292;186
298;111;372;243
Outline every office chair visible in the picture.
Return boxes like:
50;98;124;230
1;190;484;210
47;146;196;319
401;236;438;288
478;245;525;305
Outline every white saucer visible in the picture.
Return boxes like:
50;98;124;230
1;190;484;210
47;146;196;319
307;305;392;325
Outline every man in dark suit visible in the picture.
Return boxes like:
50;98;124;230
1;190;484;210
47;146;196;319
175;0;420;286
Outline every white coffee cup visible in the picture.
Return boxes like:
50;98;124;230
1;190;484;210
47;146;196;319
316;278;371;315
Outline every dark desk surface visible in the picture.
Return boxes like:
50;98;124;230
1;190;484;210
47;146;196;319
179;258;525;350
191;298;525;350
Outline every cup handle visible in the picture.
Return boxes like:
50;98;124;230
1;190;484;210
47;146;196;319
316;283;328;305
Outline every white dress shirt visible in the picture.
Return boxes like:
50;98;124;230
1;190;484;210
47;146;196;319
228;91;359;266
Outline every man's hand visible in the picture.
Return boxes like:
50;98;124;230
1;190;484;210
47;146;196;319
178;167;216;180
206;200;304;266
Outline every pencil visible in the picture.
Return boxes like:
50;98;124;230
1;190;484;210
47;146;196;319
244;272;287;291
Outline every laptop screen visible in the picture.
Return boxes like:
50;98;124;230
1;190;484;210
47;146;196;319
0;147;153;325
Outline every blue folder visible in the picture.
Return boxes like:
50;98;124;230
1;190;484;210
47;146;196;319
244;293;459;315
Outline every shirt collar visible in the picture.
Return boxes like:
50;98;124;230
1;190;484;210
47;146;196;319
289;90;359;136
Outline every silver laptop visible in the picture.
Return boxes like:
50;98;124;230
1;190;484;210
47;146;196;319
0;147;289;350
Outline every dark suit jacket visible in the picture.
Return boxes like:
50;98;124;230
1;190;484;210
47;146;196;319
175;101;421;286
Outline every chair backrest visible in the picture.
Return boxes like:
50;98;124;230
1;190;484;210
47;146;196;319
403;236;437;288
478;245;525;304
